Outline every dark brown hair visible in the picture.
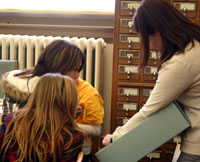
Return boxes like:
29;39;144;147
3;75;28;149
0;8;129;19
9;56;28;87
15;39;85;77
133;0;200;70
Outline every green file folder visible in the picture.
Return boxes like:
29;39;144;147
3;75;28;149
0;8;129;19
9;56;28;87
96;101;191;162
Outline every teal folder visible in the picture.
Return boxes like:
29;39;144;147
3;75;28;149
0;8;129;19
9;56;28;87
96;101;190;162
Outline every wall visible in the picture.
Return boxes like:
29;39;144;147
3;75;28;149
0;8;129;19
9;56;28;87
102;44;113;135
0;11;114;43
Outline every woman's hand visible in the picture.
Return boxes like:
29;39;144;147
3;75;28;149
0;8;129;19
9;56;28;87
102;134;112;146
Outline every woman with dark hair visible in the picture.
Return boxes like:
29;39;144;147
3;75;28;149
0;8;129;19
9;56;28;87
1;39;86;108
102;0;200;161
1;39;104;162
0;73;85;162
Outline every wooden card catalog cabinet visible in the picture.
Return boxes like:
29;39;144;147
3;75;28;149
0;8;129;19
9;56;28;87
174;1;197;18
119;49;141;64
119;34;141;49
111;0;200;161
120;1;141;16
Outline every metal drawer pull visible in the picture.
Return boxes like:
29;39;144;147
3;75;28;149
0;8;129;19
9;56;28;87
126;93;130;101
127;55;133;63
127;71;131;79
152;71;157;76
128;40;132;48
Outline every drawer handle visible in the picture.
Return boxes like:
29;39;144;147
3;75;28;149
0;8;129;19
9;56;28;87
183;7;187;12
129;6;134;11
127;71;131;79
125;108;129;116
126;93;130;101
153;56;157;60
128;40;132;48
127;55;133;64
152;71;157;76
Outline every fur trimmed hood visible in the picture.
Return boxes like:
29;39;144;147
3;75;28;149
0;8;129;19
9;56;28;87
0;72;30;103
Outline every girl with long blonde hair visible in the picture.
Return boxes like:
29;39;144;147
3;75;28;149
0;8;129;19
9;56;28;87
0;73;85;162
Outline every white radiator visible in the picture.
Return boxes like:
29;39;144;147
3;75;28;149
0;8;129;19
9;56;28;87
0;34;106;93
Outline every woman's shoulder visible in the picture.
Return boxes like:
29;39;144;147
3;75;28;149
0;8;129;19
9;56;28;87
163;40;199;65
160;41;200;78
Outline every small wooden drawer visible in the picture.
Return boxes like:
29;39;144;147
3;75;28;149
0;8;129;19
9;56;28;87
140;151;162;162
119;49;141;65
119;34;141;49
117;87;139;102
143;66;158;81
117;102;138;111
118;65;140;81
147;51;159;66
116;116;130;126
120;1;141;16
120;19;136;34
173;1;197;18
116;102;139;117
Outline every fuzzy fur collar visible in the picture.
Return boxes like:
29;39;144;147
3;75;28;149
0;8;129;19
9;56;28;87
0;72;30;103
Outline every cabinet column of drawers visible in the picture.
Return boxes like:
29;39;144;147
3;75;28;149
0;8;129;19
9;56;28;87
111;0;200;161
